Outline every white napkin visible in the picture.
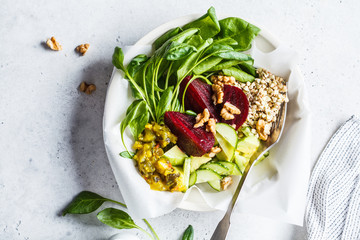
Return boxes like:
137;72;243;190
103;43;311;226
306;115;360;240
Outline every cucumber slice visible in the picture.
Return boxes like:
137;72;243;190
189;171;197;187
163;145;188;165
195;169;222;183
218;161;242;175
183;158;191;189
234;152;250;173
216;123;238;148
200;162;229;175
236;135;260;157
190;156;212;173
215;132;235;161
208;180;221;191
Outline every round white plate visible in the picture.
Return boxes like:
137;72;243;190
104;14;301;212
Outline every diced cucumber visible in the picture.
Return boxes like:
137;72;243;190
215;123;238;148
189;171;197;187
163;145;188;165
215;132;235;161
199;162;229;175
183;158;191;189
190;156;212;173
234;152;250;173
208;180;221;191
195;169;222;183
218;161;242;175
236;135;260;158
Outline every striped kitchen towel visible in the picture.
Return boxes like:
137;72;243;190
306;115;360;240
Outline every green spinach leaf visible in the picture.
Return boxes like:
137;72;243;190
112;47;126;72
183;6;220;39
238;61;257;77
214;51;252;61
156;87;173;122
97;208;138;229
185;110;197;116
217;17;260;51
119;151;134;159
182;225;194;240
222;67;255;82
193;56;222;74
129;111;150;139
164;42;197;61
153;27;182;50
62;191;125;216
127;54;149;78
208;60;242;72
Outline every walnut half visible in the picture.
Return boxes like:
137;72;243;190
220;102;241;120
46;37;62;51
194;108;210;128
76;43;90;55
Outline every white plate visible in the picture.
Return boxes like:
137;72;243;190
104;14;303;212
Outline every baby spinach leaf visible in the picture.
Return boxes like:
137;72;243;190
238;61;257;77
120;151;134;159
212;37;238;46
127;54;149;78
182;225;194;240
204;43;233;55
208;60;242;72
185;110;197;116
153;27;182;50
156;87;173;122
62;191;125;216
217;17;260;51
129;111;149;139
164;42;197;61
214;51;252;61
126;100;142;115
183;6;220;39
97;208;138;230
193;56;222;75
112;47;126;72
177;38;213;80
222;67;255;82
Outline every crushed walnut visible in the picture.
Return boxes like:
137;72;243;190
220;176;233;190
76;43;90;55
210;75;236;105
79;81;96;95
194;108;210;128
206;146;222;158
235;68;288;140
46;36;62;51
220;102;241;120
206;118;216;135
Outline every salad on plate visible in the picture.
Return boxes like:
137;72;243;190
113;7;288;193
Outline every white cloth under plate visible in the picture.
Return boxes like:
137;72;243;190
306;115;360;240
103;43;311;225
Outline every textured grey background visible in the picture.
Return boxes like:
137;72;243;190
1;0;360;239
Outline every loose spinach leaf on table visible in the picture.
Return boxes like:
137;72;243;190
182;225;194;240
62;191;125;216
97;208;138;229
183;6;220;39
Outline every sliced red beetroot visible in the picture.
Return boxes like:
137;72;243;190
220;85;249;130
164;111;214;156
179;76;219;120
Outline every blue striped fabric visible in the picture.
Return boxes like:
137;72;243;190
306;116;360;240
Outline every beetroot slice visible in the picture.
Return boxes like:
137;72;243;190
220;85;249;130
179;76;219;120
164;111;214;157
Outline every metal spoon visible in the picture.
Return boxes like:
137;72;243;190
210;101;287;240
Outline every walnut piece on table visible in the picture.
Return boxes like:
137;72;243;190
79;81;96;95
76;43;90;55
46;36;62;51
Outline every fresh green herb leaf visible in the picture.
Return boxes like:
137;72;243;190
208;60;242;72
193;56;222;75
129;111;150;139
222;67;255;82
164;42;197;61
185;110;197;116
218;17;261;51
97;208;138;229
238;61;257;77
204;43;233;55
120;151;134;159
182;225;194;240
156;87;173;122
214;51;252;61
112;47;126;72
127;54;149;78
62;191;125;216
154;27;182;50
183;6;220;39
